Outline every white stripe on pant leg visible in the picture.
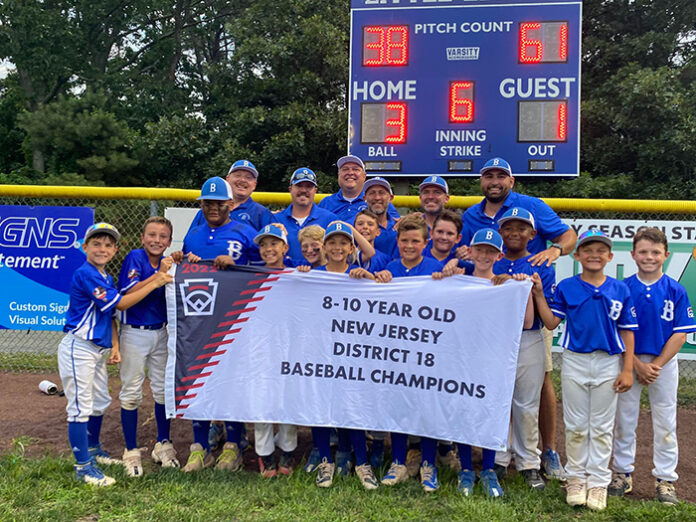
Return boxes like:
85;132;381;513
147;328;169;404
612;372;642;475
254;423;275;457
649;357;679;482
274;424;298;453
562;350;592;483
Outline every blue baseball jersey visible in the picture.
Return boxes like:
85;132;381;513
183;220;260;265
117;249;167;327
550;275;638;355
275;204;338;259
461;191;569;254
385;257;444;278
319;189;400;222
315;264;359;274
63;262;122;348
356;249;392;273
423;241;474;274
188;198;277;232
624;274;696;356
494;254;555;330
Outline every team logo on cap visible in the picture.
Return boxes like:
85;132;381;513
93;287;107;301
180;278;219;316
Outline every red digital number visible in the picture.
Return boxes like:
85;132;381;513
385;102;407;144
520;22;569;63
557;103;567;141
520;22;542;63
363;25;408;66
449;81;474;123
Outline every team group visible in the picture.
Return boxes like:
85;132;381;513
56;155;693;511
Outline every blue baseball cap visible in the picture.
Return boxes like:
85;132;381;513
228;159;258;178
419;175;449;194
84;222;120;243
197;177;233;200
577;229;612;249
364;176;393;195
480;157;512;176
254;224;288;245
291;167;318;186
470;228;504;252
324;221;354;243
337;155;365;170
498;207;536;230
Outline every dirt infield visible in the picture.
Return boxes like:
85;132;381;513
2;372;694;503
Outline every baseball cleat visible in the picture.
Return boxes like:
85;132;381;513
75;461;116;487
216;442;243;472
151;440;180;468
315;458;335;488
122;448;144;477
565;478;587;506
541;449;565;481
278;451;294;476
656;480;679;505
420;461;439;492
608;472;632;496
586;486;607;511
356;464;379;490
303;447;321;473
480;469;504;498
258;455;278;478
521;469;546;491
457;469;476;496
182;443;214;472
381;462;408;486
88;444;121;466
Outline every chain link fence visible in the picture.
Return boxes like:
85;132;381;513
2;191;696;380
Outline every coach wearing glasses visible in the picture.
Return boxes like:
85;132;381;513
275;167;339;260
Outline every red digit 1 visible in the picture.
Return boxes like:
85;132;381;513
559;23;568;60
385;102;407;144
557;102;567;141
449;82;474;123
520;22;542;63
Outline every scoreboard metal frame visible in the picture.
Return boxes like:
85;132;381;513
348;0;582;178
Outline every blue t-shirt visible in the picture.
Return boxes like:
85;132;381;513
356;249;392;273
550;275;638;355
461;191;569;254
319;189;400;222
274;204;338;259
385;257;444;278
188;198;277;232
117;249;167;327
493;254;555;330
64;262;122;348
624;274;696;356
183;220;260;265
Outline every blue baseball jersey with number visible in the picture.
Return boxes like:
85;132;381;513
461;191;569;254
624;274;696;356
319;189;400;222
183;220;260;265
494;254;555;330
423;241;474;274
356;249;392;273
63;262;122;348
117;249;167;327
550;275;638;355
189;198;277;232
275;204;338;259
385;257;443;278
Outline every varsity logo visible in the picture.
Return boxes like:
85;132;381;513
93;287;107;300
180;278;218;316
128;268;139;280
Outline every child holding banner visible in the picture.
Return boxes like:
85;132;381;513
353;209;393;273
294;225;326;268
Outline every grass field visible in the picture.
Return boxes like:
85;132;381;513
1;442;694;522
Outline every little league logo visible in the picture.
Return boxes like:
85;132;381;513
92;287;107;300
128;268;139;280
180;278;218;316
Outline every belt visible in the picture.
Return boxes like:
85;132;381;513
126;323;167;331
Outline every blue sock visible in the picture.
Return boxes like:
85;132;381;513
68;422;90;464
154;402;170;442
192;420;211;451
87;415;103;448
457;443;473;470
224;421;242;445
482;448;496;470
337;428;351;453
390;433;407;464
311;427;332;462
349;429;368;466
421;437;437;466
120;408;138;450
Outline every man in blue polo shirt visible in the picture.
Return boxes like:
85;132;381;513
363;177;398;258
276;167;338;259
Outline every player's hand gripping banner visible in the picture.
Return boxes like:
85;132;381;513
165;264;530;450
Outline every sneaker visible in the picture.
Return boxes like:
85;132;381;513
457;469;476;496
520;469;546;491
586;486;607;511
278;451;294;476
304;447;321;473
541;449;565;481
493;463;507;481
88;444;121;466
656;480;678;505
608;472;632;496
335;450;353;476
356;463;379;490
122;448;143;477
436;448;461;471
182;443;214;472
216;442;242;472
565;478;587;506
258;455;277;478
315;458;335;488
369;440;384;469
420;461;439;492
151;440;180;468
405;448;422;478
480;469;504;498
75;460;116;487
208;422;226;452
381;462;409;486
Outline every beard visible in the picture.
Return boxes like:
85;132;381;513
483;187;510;204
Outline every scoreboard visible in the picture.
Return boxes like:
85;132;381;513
348;0;582;177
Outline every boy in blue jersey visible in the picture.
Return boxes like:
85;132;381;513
58;223;172;486
610;227;696;505
490;208;555;491
118;216;178;477
532;229;637;511
353;209;393;273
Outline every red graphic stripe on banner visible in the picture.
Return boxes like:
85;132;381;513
224;307;257;316
211;328;241;338
203;338;234;349
175;382;205;392
175;393;198;401
188;285;211;291
197;349;226;360
240;286;271;296
176;414;184;418
188;360;220;371
219;317;249;326
176;404;189;410
254;270;291;276
247;276;279;285
182;372;212;382
233;297;264;306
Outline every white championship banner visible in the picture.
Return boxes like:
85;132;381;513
165;264;530;450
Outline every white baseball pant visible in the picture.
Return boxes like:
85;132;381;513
495;329;546;470
58;333;112;422
254;423;298;457
118;325;168;409
562;349;620;488
613;355;678;482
